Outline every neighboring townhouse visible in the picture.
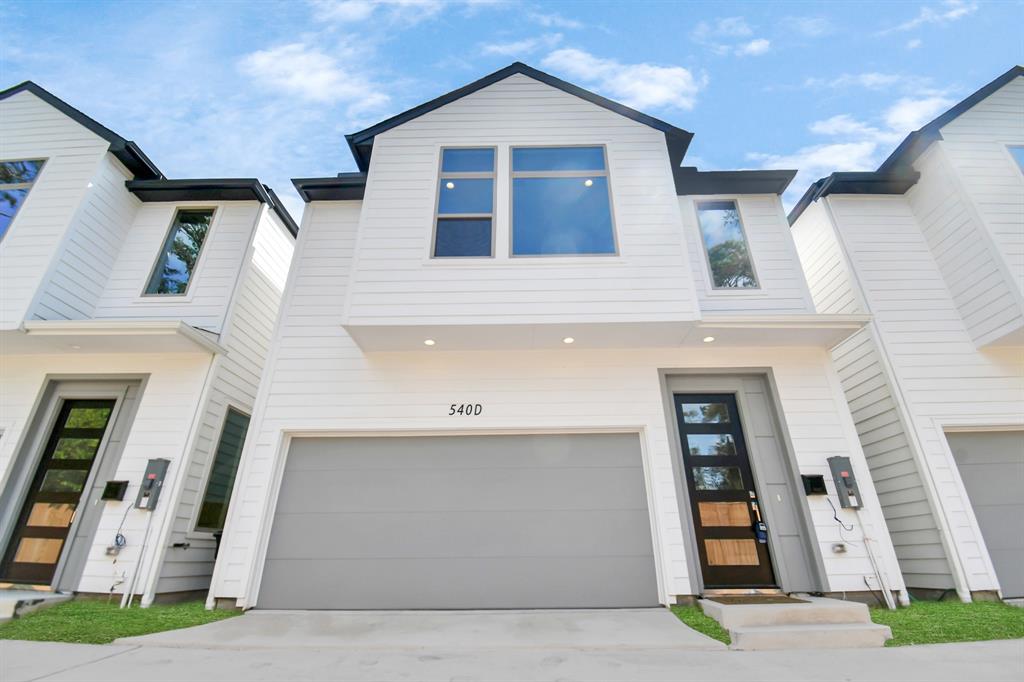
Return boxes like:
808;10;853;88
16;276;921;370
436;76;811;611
208;63;908;612
0;82;296;605
790;66;1024;602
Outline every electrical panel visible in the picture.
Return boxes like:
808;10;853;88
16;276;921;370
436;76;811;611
134;459;170;511
827;456;862;508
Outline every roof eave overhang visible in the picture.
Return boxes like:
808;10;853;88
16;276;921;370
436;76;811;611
292;173;367;202
674;167;797;196
787;170;921;225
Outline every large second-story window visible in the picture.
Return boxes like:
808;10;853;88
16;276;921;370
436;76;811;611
695;200;759;289
512;146;615;256
433;147;495;257
0;159;45;241
145;209;214;295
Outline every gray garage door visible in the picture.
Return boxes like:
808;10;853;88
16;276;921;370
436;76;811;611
946;430;1024;598
258;433;660;609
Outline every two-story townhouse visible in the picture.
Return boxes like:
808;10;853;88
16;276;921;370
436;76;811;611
0;82;296;606
790;65;1023;602
208;63;907;614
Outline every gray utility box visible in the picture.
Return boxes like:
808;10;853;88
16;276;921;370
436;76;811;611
134;458;170;511
827;456;863;508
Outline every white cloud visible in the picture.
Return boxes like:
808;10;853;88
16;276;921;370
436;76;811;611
310;0;465;25
735;39;770;56
878;0;978;34
906;38;923;49
784;16;832;37
540;48;705;111
803;72;935;92
883;95;953;131
481;33;562;56
310;0;376;22
527;10;583;29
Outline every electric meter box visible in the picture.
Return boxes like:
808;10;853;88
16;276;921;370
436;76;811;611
134;459;170;511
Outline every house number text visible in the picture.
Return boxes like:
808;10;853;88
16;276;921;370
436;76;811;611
449;403;483;416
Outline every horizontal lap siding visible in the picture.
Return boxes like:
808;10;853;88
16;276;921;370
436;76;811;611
345;73;699;327
211;201;904;605
829;195;1024;593
0;91;108;327
791;201;863;315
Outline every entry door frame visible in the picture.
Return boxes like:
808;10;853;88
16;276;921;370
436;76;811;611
659;369;827;596
0;377;142;590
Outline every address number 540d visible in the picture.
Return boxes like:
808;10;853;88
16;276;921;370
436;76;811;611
449;403;482;416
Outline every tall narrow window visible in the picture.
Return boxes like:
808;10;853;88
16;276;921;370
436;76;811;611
195;408;250;533
0;159;45;241
511;146;615;256
696;200;759;289
145;209;214;295
433;148;495;257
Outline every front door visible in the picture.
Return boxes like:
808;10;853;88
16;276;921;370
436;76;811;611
0;399;115;584
674;393;776;588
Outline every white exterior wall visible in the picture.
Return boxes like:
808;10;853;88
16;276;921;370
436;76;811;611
0;91;109;329
791;200;864;315
343;73;700;328
210;200;904;607
679;194;815;314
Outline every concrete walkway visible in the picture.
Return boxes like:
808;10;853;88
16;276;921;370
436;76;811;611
2;638;1021;681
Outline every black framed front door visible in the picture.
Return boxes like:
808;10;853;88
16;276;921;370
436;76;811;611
674;393;776;588
0;399;115;584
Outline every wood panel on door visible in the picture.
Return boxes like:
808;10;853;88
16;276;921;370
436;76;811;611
674;393;776;588
0;400;114;584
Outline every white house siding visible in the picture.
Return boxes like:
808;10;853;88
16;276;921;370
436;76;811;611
31;154;141;321
0;351;211;596
210;200;904;607
343;73;700;328
938;75;1024;295
0;91;109;329
905;144;1023;346
153;209;294;596
93;202;262;334
826;194;1024;594
680;195;815;314
791;200;864;315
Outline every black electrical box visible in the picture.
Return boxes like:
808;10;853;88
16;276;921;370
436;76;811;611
135;459;170;511
801;474;827;495
101;480;129;501
827;456;863;508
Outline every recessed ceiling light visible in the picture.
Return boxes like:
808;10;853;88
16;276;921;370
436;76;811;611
423;339;436;346
562;337;575;344
703;336;715;343
445;181;455;190
583;179;593;187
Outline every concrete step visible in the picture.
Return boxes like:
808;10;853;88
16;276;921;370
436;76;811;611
0;591;72;622
729;622;892;650
699;597;870;629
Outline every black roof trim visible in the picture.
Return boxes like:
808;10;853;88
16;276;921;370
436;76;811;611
125;179;298;237
787;170;921;225
292;173;367;202
0;81;163;180
344;62;694;173
674;167;797;196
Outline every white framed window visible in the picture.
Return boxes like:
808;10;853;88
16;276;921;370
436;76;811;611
695;200;759;289
144;208;215;295
194;407;250;533
0;159;46;241
510;146;617;257
432;147;495;258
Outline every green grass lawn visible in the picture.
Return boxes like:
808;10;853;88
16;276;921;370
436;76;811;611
0;599;238;644
670;605;731;644
871;600;1024;646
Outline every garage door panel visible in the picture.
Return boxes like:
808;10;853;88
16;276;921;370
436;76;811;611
274;466;649;514
265;509;656;559
259;556;659;610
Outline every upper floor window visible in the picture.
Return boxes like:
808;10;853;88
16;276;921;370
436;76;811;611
195;407;250;533
511;146;616;256
1009;146;1024;172
695;200;759;289
433;147;495;257
145;209;214;295
0;159;45;241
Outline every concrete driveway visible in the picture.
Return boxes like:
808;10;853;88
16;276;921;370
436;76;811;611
115;608;723;650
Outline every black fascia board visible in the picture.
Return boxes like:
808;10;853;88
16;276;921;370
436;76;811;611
674;167;797;196
292;173;367;202
125;179;298;237
0;81;163;180
343;62;695;173
787;170;921;225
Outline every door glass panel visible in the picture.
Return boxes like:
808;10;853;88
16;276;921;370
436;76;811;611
680;402;730;423
698;501;749;526
40;469;89;493
26;503;76;527
13;538;64;564
64;406;112;429
686;433;736;456
52;437;100;460
706;539;759;566
692;466;744;491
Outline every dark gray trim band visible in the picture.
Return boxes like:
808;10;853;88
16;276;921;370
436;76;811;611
292;173;367;202
787;170;920;225
674;167;797;196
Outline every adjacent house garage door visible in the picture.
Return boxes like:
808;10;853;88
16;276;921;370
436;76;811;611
946;430;1024;598
257;433;660;609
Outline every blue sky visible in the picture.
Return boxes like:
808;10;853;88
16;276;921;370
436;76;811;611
3;1;1020;215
